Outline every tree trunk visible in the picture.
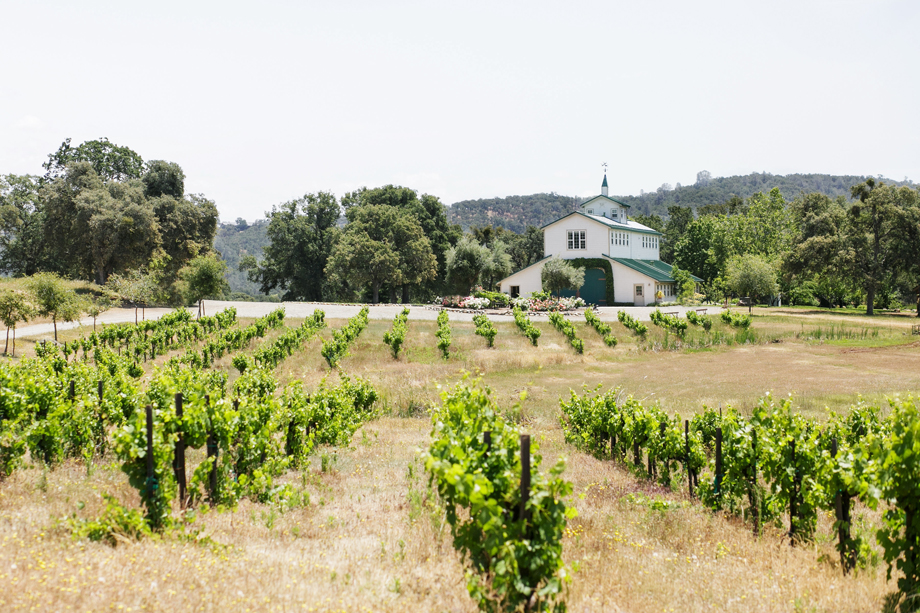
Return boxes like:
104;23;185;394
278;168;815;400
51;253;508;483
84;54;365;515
915;285;919;317
4;326;8;354
135;306;139;325
388;286;396;304
372;281;380;304
866;283;875;316
53;317;58;342
11;327;15;357
93;316;97;332
401;285;409;304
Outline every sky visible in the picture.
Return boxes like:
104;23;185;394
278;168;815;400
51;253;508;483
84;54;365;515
2;0;918;222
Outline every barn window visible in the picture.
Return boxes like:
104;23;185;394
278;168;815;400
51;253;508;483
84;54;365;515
567;230;586;250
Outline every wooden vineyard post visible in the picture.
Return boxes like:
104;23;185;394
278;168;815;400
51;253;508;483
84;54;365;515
685;420;693;499
831;438;855;574
633;440;641;469
714;428;723;501
69;380;75;401
750;430;760;536
205;395;218;506
174;393;187;509
484;431;491;453
519;434;531;523
97;380;103;403
789;439;797;544
145;404;156;512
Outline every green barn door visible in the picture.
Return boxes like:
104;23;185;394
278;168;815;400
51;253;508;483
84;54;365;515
560;268;606;305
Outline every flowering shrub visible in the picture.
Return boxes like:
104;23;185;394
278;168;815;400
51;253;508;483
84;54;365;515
439;296;490;309
460;296;490;309
511;295;585;312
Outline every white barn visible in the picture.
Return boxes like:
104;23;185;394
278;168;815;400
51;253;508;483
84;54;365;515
497;174;700;306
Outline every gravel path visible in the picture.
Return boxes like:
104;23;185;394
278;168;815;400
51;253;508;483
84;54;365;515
14;301;720;339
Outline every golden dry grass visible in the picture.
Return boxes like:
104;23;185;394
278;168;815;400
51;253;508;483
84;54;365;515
0;310;916;612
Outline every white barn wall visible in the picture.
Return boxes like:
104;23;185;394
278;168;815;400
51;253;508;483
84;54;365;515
610;261;656;304
497;262;544;297
543;217;610;260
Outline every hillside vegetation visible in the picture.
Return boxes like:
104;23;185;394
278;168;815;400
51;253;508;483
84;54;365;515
447;172;915;229
213;219;277;300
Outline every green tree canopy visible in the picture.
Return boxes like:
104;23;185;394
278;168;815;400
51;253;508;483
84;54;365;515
782;192;853;307
42;164;161;285
181;253;229;317
42;137;145;182
661;205;695;262
243;192;341;301
445;236;489;295
143;160;185;199
0;174;53;276
846;179;914;315
725;254;778;310
891;189;920;316
26;272;82;341
0;289;33;355
541;256;585;296
481;241;513;291
672;215;726;283
325;204;437;303
152;193;219;287
343;185;460;298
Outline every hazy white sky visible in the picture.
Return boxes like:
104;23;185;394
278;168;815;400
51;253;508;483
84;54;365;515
2;0;918;222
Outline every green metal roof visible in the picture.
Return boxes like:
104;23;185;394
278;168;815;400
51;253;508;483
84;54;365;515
602;174;608;188
605;257;704;283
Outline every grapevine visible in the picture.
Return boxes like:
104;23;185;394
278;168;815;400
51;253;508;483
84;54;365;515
382;307;410;359
548;312;584;353
472;313;497;348
436;310;452;359
584;308;617;346
511;307;540;346
425;380;573;612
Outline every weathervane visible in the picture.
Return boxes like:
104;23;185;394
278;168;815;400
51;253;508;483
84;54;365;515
602;162;607;173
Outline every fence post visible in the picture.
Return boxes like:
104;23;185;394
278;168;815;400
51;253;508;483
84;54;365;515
685;420;693;498
831;438;855;574
145;404;156;510
751;430;760;536
174;393;187;509
715;427;723;500
206;394;218;506
519;434;531;523
789;439;796;544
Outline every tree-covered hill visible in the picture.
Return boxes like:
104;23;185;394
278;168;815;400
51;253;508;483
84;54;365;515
447;172;916;228
447;193;580;233
213;219;277;299
618;172;914;216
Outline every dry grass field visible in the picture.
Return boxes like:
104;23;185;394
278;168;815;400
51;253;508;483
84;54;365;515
1;308;918;612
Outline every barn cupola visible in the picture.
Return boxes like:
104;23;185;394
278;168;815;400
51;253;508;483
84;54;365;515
601;173;608;196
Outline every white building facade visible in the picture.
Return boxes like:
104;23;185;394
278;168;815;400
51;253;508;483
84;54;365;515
497;175;699;306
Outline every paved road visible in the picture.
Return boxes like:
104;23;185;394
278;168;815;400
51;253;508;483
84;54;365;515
14;301;721;338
